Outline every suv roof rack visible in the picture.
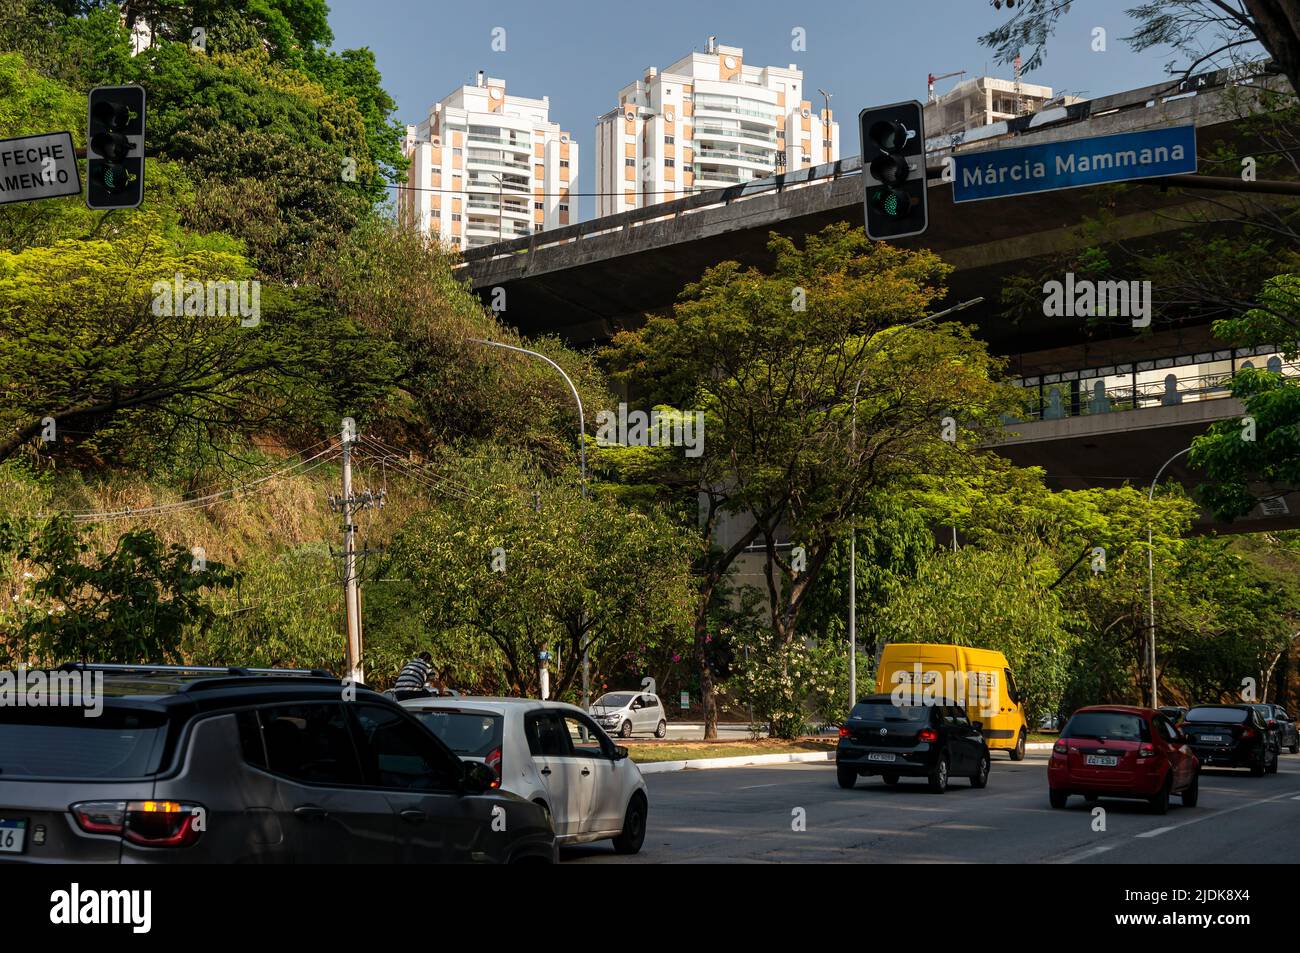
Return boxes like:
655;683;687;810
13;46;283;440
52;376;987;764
57;662;337;679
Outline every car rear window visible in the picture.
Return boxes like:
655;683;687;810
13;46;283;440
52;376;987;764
595;694;634;707
1185;707;1249;724
0;706;169;779
1062;712;1150;741
411;709;503;757
848;702;931;723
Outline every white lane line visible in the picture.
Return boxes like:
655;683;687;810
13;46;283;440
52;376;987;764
1135;788;1300;838
1054;844;1116;864
1137;826;1175;838
737;782;783;790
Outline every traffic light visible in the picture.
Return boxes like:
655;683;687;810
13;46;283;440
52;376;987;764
859;100;927;240
86;85;145;209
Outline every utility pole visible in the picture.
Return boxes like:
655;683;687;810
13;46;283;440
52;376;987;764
341;418;363;684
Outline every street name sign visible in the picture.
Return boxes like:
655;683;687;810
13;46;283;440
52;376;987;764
952;125;1196;204
0;131;81;205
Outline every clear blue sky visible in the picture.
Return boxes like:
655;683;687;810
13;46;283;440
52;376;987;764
325;0;1190;220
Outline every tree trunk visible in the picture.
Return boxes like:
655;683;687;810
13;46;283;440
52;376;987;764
693;609;718;740
1244;0;1300;97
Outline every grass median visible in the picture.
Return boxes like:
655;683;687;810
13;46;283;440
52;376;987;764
625;738;836;764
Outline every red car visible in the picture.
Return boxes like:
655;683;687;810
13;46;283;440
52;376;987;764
1048;706;1199;814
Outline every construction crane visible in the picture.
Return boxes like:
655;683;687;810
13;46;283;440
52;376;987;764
927;70;967;103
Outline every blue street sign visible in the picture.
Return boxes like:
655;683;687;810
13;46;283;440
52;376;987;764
952;125;1196;203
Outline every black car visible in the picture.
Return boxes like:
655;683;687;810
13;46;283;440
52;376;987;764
1182;704;1279;776
0;664;557;864
1157;706;1188;727
836;695;991;793
1252;704;1299;754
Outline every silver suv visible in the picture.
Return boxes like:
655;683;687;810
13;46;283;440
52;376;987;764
590;691;667;739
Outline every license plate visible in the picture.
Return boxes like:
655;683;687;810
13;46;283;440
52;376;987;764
867;752;897;763
1085;755;1119;767
0;819;27;854
1199;734;1225;743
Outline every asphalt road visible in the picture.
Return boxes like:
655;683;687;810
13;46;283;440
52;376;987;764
567;751;1300;863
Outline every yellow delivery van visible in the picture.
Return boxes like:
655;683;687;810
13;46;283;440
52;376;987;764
875;643;1029;760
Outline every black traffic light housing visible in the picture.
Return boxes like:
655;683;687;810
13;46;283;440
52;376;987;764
86;85;145;209
859;100;927;240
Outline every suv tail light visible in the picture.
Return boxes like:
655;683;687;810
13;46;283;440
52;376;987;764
918;726;938;743
1242;728;1256;739
484;747;502;788
1052;739;1068;755
72;800;204;848
1137;743;1156;759
838;726;850;738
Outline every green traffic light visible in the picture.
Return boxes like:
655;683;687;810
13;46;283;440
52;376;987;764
871;187;911;217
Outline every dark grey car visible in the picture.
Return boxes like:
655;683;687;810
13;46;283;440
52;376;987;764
0;665;557;864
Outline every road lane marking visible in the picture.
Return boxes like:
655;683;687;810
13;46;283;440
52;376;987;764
1053;843;1116;864
737;782;783;790
1135;788;1300;837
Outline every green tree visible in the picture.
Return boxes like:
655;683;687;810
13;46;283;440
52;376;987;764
0;514;237;665
980;1;1300;97
603;223;1018;737
383;452;695;699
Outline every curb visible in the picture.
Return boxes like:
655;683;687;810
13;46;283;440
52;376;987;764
637;751;835;774
635;743;1056;774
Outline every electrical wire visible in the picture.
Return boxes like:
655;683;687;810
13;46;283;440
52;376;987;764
31;444;342;522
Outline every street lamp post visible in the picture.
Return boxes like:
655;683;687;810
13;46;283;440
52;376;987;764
817;89;832;163
1147;446;1191;709
472;339;590;704
488;173;504;244
846;297;983;711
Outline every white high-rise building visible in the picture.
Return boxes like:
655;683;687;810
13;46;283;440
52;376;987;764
399;72;577;249
594;37;839;218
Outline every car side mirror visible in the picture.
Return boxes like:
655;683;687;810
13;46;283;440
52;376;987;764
461;760;496;795
613;745;630;761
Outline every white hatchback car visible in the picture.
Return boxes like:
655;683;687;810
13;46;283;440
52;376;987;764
590;691;668;738
401;697;648;853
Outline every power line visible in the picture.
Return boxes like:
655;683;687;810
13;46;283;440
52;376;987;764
30;445;341;522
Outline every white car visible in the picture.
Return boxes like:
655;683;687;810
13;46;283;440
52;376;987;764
590;691;668;738
401;697;648;853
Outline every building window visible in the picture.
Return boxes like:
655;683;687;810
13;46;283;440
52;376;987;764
665;135;674;145
452;213;461;221
665;159;675;168
534;224;543;232
560;159;569;168
453;148;462;157
534;201;544;210
559;202;569;211
625;157;636;167
683;163;693;172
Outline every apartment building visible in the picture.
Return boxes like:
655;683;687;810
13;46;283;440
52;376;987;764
594;37;839;217
924;75;1071;138
399;73;577;249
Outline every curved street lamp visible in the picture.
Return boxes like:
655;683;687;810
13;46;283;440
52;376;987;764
472;338;590;706
1147;446;1191;708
